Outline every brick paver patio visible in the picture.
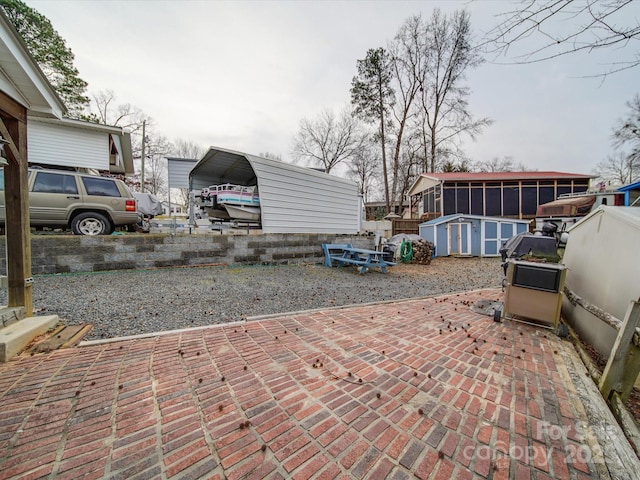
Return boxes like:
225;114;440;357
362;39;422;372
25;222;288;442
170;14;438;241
0;288;633;479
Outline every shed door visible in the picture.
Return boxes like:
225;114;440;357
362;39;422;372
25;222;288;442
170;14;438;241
448;222;471;255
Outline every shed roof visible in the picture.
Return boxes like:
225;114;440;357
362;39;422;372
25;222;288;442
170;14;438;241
420;213;532;227
617;180;640;192
189;146;360;234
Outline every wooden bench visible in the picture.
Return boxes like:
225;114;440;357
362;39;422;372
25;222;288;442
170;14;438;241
322;243;353;267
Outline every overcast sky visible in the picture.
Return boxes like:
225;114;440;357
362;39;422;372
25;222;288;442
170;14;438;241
28;0;640;175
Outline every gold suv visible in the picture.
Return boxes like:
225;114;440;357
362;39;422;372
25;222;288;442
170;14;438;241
0;168;139;235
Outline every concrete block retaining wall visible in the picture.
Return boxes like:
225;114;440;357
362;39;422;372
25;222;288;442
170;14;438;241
0;233;373;275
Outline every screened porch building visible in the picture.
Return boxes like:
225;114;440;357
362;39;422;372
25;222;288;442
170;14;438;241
408;172;594;220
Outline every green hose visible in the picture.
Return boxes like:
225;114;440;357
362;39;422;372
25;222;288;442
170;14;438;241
399;240;413;263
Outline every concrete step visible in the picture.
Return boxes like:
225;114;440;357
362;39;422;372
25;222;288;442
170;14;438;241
0;315;59;362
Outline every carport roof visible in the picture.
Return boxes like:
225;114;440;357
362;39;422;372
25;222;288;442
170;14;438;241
188;146;357;190
189;147;258;188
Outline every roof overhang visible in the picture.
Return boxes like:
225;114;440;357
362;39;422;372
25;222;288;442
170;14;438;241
0;11;66;118
420;214;532;227
408;175;441;196
27;115;124;134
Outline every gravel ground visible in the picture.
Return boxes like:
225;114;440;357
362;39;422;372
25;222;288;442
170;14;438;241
1;257;504;340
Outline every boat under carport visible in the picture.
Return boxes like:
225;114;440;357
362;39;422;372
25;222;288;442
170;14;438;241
188;146;361;234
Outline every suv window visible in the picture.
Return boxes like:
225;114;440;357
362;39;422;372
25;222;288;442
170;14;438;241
82;177;121;197
33;172;79;194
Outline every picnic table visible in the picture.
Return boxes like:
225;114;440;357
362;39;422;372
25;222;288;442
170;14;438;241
322;243;396;274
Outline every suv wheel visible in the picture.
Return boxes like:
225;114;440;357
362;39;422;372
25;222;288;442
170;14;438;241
71;212;113;235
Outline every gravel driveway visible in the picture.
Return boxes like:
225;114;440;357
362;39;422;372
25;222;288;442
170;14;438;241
2;257;504;340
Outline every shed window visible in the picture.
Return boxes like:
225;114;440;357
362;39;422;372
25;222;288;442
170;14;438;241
485;221;497;238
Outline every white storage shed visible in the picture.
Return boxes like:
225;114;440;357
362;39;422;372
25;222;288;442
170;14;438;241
561;206;640;357
189;146;361;234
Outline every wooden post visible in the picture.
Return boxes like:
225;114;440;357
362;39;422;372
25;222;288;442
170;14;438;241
599;300;640;402
0;95;32;316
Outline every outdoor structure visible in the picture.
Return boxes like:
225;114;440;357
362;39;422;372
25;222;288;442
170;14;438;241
0;11;66;315
419;213;531;257
364;200;410;220
617;180;640;206
166;157;197;218
27;116;133;174
167;157;198;188
408;171;593;220
188;146;361;234
561;206;640;358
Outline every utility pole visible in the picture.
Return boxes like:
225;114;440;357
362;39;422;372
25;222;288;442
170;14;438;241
140;120;146;192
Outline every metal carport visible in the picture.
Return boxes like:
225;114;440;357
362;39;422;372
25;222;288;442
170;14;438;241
189;146;361;234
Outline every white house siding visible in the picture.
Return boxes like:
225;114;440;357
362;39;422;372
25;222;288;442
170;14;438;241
28;120;108;170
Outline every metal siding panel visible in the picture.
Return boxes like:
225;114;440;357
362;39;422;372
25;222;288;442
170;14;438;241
249;156;359;234
168;159;197;188
28;121;107;169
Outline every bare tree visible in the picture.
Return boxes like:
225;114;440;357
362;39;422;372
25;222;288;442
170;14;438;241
418;9;493;173
593;151;639;184
346;140;380;202
85;90;152;136
259;152;283;161
474;156;528;172
483;0;640;76
292;106;368;173
172;139;205;160
613;94;640;153
387;15;425;209
141;134;172;197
